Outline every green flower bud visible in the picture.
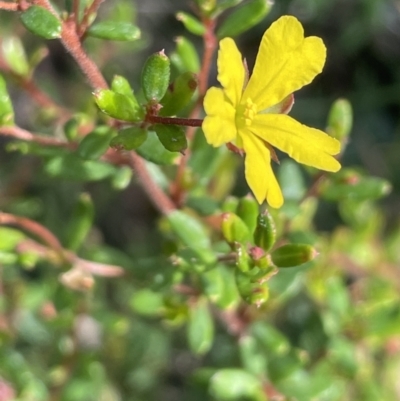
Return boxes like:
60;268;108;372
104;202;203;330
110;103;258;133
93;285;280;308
221;212;251;245
327;98;353;142
253;210;276;252
141;50;171;103
271;244;318;268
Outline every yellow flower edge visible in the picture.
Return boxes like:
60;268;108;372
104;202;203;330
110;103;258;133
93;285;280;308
202;15;341;208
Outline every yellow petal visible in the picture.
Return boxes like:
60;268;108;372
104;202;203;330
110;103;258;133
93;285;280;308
252;114;341;171
241;130;284;208
217;38;245;106
203;87;237;147
243;16;326;111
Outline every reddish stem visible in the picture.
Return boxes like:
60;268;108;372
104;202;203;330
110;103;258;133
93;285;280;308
146;115;203;127
0;1;18;11
78;0;105;36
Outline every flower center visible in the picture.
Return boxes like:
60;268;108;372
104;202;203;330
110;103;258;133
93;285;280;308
236;98;257;129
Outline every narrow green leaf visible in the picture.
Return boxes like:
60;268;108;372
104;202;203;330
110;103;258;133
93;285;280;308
187;297;214;355
77;126;115;160
167;210;216;264
64;193;94;251
136;131;180;165
111;166;133;190
253;210;276;252
1;36;29;77
271;244;318;268
217;0;272;38
0;74;14;126
153;124;187;153
110;127;148;151
170;37;200;73
209;369;266;401
20;6;62;39
87;21;140;41
176;12;206;36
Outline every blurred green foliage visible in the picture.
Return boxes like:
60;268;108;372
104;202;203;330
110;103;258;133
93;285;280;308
0;1;399;401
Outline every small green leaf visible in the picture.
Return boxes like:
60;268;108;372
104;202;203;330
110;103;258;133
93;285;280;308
170;37;200;73
159;71;198;116
0;227;26;251
278;159;306;202
63;113;89;142
94;89;144;122
253;210;276;252
77;126;115;160
217;0;272;38
153;124;187;153
167;210;216;264
176;12;206;36
64;193;94;251
271;243;317;268
130;289;164;316
45;154;117;181
209;369;266;401
141;51;171;103
0;74;14;126
87;21;140;41
136;131;180;165
187;297;214;355
20;6;62;39
110;127;148;151
1;36;29;77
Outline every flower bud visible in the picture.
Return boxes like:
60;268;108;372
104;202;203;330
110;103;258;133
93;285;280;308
253;210;276;252
141;50;171;103
221;212;251;245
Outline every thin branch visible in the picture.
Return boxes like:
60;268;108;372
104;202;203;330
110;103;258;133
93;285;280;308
146;115;203;127
0;1;18;11
0;212;64;253
0;125;74;148
128;152;176;215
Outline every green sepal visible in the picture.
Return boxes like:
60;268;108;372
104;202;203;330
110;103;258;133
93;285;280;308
141;51;171;103
237;195;259;235
271;243;318;268
159;71;198;116
0;74;14;126
327;98;353;142
20;6;62;39
153;124;187;153
187;297;214;355
235;269;270;306
77;126;115;160
1;36;29;77
136;131;180;165
221;212;251;244
167;210;216;264
217;0;272;38
209;369;266;401
110;126;148;151
87;21;141;41
170;37;200;73
253;210;276;252
176;12;206;36
94;89;144;122
64;193;94;251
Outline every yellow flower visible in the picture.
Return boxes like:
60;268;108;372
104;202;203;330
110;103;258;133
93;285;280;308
202;16;341;208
